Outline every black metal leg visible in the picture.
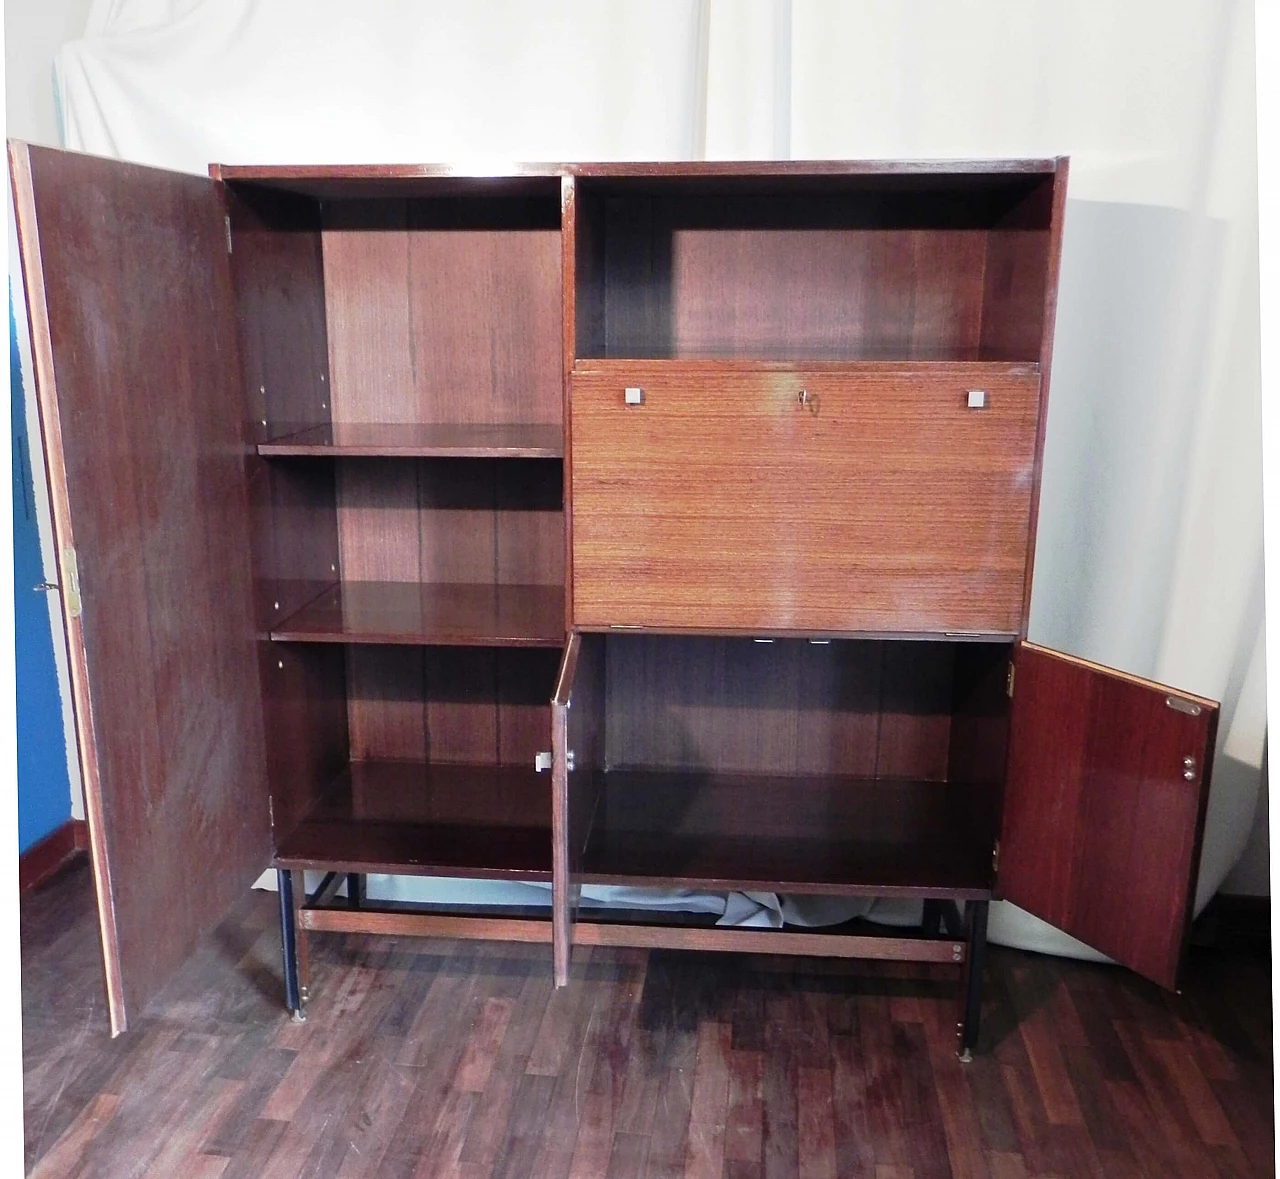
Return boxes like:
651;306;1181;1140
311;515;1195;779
278;868;304;1021
347;873;365;910
922;899;944;937
958;899;989;1060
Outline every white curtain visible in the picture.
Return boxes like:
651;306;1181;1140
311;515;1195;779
52;0;1265;958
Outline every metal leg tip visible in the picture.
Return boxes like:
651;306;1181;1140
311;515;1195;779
290;1010;307;1024
957;1048;973;1063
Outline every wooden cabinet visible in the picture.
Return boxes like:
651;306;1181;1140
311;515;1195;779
11;144;1217;1057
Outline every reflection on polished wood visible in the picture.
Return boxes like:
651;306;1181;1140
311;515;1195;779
1001;643;1218;990
259;421;564;458
270;581;565;646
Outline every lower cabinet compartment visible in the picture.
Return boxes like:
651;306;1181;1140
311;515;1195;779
276;760;552;880
559;632;1012;902
579;771;997;897
267;643;562;882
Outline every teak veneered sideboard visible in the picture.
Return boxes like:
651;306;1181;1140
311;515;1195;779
10;143;1219;1058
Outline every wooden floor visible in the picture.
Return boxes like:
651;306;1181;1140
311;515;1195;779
21;858;1275;1179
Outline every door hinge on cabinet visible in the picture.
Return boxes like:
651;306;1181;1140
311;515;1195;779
268;796;275;834
1006;663;1015;698
992;841;1001;875
61;546;82;619
224;215;233;254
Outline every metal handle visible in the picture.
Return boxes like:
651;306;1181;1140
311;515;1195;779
34;582;59;593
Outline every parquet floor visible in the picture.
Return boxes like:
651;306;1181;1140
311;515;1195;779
21;858;1275;1178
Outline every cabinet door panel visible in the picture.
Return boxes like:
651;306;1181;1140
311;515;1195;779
550;632;605;984
1000;642;1217;990
10;142;270;1033
571;361;1040;634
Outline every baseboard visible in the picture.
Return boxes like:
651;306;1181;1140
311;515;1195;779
19;819;89;892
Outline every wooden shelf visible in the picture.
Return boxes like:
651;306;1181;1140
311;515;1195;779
258;422;563;458
276;760;551;878
270;581;565;647
580;772;998;899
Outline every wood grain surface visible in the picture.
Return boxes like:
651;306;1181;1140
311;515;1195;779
11;142;271;1035
276;761;553;879
320;197;562;428
1000;642;1218;990
580;771;997;898
572;172;1055;361
23;861;1272;1179
601;634;980;781
572;363;1041;635
259;422;564;457
270;580;565;646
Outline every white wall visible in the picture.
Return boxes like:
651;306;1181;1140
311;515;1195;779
6;0;94;145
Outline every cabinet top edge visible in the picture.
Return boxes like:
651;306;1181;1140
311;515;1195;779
210;157;1065;189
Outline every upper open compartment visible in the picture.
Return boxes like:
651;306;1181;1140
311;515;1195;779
218;168;566;455
571;163;1059;363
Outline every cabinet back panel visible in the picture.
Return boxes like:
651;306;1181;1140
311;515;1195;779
336;458;564;586
321;199;563;426
577;184;1053;361
666;228;986;360
603;635;957;781
346;646;559;766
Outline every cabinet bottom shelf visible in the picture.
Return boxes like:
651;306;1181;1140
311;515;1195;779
275;760;552;879
275;765;997;899
579;772;999;899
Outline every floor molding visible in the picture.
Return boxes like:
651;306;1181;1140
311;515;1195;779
19;820;88;893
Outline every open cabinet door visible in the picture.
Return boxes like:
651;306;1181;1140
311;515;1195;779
999;641;1218;990
10;142;271;1034
550;632;605;985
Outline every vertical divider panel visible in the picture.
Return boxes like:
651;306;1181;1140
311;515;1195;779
561;174;578;632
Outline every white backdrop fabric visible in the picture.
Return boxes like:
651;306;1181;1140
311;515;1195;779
51;0;1265;958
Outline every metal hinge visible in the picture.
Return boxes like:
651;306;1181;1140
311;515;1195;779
225;215;233;254
268;796;275;833
1006;663;1015;698
992;841;1001;875
61;546;82;618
